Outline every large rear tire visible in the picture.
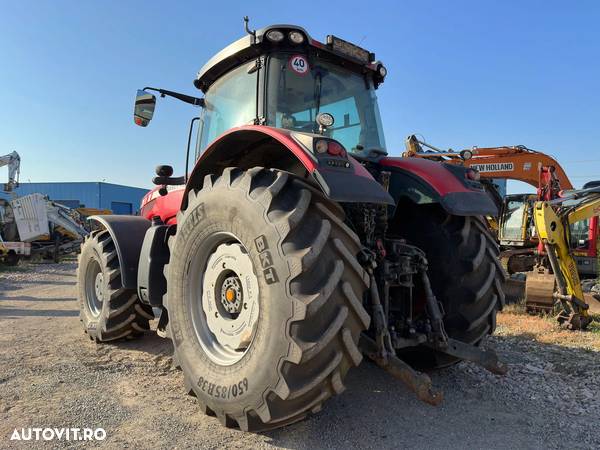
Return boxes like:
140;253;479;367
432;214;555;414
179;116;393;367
77;230;154;342
393;203;506;369
165;167;370;431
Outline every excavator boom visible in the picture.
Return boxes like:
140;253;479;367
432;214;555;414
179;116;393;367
403;138;573;190
0;151;21;192
465;149;572;190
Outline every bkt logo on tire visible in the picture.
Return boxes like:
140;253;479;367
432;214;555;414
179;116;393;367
254;235;279;285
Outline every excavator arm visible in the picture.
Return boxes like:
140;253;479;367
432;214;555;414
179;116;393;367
404;137;573;190
461;147;572;190
404;135;587;251
0;151;21;192
532;187;600;329
46;201;89;240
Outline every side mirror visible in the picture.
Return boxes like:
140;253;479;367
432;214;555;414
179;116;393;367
133;89;156;127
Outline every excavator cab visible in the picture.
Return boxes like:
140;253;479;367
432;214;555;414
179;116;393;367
498;193;538;247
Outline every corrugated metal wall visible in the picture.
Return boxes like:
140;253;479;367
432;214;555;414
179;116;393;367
97;183;148;213
1;182;148;214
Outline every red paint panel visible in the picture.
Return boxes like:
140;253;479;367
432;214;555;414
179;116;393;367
140;187;185;224
183;125;321;211
380;157;471;194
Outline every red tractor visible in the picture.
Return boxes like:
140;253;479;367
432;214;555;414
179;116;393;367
77;21;507;431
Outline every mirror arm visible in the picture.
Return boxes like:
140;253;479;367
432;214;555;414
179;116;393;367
185;117;200;183
143;87;205;107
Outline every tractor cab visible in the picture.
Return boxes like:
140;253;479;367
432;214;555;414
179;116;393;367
135;24;388;162
194;25;387;159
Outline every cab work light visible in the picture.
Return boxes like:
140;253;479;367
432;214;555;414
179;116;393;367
288;30;305;44
266;29;285;42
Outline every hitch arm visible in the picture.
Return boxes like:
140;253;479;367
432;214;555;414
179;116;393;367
426;338;508;375
360;335;443;406
419;267;508;375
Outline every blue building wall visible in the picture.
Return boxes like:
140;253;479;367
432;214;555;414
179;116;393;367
1;182;148;214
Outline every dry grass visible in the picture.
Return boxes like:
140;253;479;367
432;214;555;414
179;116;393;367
497;309;600;351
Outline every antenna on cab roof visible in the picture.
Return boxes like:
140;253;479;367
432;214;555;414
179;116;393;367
243;16;256;44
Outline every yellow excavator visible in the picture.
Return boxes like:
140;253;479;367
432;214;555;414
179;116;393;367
531;186;600;330
0;239;7;258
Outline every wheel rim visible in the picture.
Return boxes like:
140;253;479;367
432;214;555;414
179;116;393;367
188;233;260;366
85;258;104;317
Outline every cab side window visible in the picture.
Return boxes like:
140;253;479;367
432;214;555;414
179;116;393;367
197;62;257;156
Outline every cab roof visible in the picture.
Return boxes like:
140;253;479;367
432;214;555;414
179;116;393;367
194;24;384;92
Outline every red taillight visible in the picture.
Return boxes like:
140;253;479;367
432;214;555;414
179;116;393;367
327;141;346;157
314;139;347;158
465;168;480;181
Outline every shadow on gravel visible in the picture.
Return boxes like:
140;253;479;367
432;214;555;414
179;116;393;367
254;333;600;449
1;295;76;302
7;279;77;286
0;287;18;292
0;307;79;317
103;329;174;358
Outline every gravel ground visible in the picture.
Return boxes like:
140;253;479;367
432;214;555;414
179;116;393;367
1;262;599;449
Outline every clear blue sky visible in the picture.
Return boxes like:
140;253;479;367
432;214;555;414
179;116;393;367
1;1;599;193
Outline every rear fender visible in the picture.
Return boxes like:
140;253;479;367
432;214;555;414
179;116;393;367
184;125;393;209
136;220;171;306
88;215;151;289
380;157;498;216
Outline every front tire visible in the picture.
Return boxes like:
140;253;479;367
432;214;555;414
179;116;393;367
165;168;370;431
77;230;154;342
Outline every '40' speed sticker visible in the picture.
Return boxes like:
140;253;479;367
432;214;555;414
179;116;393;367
289;55;309;75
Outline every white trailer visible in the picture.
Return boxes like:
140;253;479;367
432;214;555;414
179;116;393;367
9;193;88;242
9;193;50;242
0;235;31;265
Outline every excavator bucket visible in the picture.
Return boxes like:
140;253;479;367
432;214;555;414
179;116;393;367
525;269;555;313
504;274;526;304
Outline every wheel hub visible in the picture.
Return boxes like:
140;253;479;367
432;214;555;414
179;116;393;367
201;242;260;359
220;276;243;314
94;273;104;302
85;259;104;317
